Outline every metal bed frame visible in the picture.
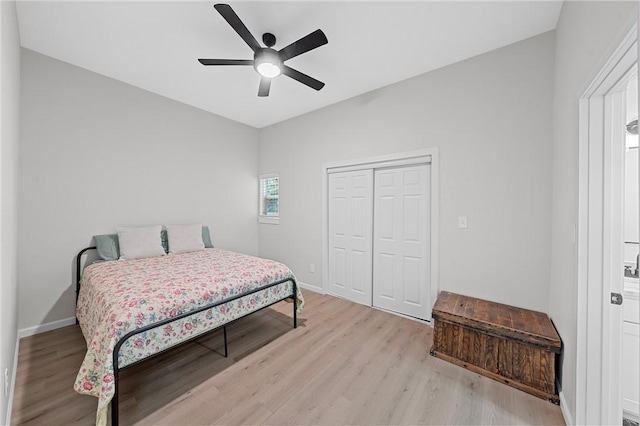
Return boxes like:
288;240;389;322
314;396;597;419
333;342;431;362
76;246;298;426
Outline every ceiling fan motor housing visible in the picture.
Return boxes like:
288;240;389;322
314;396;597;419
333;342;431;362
262;32;276;48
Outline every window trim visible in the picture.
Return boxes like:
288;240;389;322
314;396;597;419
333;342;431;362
259;173;280;225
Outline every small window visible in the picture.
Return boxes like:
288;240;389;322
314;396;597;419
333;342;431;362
259;174;279;224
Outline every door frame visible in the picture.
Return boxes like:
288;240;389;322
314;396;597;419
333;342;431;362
576;25;637;426
321;148;440;319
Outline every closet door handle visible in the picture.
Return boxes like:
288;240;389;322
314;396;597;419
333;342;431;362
610;292;623;305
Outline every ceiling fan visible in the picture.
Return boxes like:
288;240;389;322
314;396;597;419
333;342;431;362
198;3;328;97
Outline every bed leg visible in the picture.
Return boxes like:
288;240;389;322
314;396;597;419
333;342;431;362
223;326;228;358
293;282;297;329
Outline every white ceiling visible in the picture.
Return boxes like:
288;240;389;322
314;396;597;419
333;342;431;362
16;1;562;128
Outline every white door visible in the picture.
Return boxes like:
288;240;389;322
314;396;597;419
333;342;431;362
373;164;430;320
328;170;373;305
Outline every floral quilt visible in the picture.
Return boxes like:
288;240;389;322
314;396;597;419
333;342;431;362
75;248;303;426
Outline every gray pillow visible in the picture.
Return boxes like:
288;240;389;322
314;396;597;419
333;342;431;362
94;234;120;261
202;226;214;248
161;229;169;253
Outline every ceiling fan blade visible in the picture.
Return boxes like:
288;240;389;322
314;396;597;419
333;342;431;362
258;77;271;97
214;4;261;52
198;59;253;66
282;65;325;91
278;29;328;62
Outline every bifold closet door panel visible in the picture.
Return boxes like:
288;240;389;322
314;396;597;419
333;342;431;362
328;170;373;305
373;164;431;320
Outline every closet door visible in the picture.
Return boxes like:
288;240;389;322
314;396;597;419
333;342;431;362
373;164;430;320
328;170;373;306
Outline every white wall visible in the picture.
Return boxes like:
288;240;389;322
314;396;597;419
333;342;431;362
19;49;259;330
549;1;638;423
0;1;21;423
258;32;555;313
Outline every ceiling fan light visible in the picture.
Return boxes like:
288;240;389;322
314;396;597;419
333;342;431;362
256;62;281;78
254;49;282;78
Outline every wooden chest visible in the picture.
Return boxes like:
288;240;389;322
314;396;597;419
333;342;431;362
430;291;561;404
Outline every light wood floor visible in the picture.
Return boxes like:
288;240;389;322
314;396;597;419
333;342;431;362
11;291;565;425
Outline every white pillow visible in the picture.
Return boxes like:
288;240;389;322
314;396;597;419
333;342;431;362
116;225;166;260
166;224;205;254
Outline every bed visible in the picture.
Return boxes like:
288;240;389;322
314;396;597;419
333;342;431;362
74;236;303;426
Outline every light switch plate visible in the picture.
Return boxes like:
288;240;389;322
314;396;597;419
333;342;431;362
458;216;468;229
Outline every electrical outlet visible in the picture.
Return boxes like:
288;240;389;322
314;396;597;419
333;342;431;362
309;263;315;273
4;368;8;397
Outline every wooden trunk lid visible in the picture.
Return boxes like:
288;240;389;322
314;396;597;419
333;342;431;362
432;291;561;352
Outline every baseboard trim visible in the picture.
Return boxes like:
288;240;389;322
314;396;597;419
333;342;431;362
559;390;573;426
298;281;324;294
17;317;76;339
